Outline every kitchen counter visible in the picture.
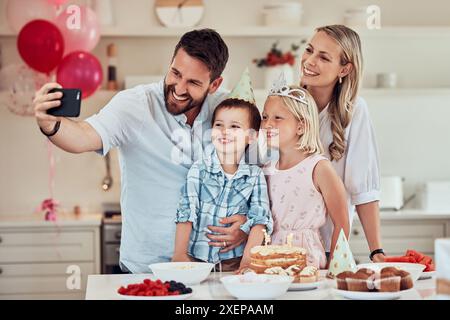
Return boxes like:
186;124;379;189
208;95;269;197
379;209;450;220
1;209;447;228
0;213;102;228
85;270;437;300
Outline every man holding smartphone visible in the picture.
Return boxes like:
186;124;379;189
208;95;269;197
33;29;248;273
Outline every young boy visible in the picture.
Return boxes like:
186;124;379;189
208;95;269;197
172;69;273;271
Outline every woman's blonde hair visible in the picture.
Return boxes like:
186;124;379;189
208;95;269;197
280;86;324;156
315;25;363;161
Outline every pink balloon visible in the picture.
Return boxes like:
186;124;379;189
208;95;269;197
56;5;100;55
6;0;57;33
56;51;103;99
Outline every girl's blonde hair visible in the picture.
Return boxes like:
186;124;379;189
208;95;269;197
315;25;363;161
280;86;324;156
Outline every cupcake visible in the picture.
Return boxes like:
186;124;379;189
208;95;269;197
336;271;355;290
376;275;401;292
397;270;413;290
346;273;371;292
381;267;400;275
356;268;375;277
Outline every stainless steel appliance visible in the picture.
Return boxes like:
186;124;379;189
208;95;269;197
101;203;125;274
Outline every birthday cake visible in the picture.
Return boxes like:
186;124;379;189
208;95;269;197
249;230;307;274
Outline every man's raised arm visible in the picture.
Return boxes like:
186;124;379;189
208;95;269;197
33;83;102;154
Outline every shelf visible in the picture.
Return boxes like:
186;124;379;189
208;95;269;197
360;88;450;95
255;88;450;96
2;25;450;38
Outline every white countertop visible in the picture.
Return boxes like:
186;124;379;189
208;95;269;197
85;270;437;300
0;213;102;228
379;209;450;220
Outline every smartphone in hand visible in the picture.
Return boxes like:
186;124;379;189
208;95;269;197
47;88;82;117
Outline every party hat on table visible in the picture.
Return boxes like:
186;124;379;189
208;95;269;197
327;229;357;278
228;67;256;105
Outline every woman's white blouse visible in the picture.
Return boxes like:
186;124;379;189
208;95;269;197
318;96;381;251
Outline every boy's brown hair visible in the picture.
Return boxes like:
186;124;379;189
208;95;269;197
212;98;261;131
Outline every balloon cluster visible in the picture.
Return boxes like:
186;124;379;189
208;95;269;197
2;0;104;116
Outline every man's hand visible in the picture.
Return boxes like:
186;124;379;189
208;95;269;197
33;83;63;133
207;215;248;253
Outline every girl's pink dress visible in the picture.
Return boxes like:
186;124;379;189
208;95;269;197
264;154;328;269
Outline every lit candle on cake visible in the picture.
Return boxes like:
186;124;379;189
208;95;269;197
286;233;294;247
262;229;271;246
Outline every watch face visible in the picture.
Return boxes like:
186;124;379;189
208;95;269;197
155;0;205;28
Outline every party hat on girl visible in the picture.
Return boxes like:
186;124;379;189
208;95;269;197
228;67;256;105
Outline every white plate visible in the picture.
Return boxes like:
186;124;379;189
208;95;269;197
289;279;325;291
332;288;414;300
117;292;193;300
419;271;436;280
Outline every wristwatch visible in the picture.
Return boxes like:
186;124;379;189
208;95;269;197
39;121;61;137
370;248;385;261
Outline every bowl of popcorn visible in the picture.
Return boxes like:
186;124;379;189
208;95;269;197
220;272;293;300
149;262;214;285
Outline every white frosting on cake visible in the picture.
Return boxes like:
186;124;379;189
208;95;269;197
299;266;318;276
264;265;303;276
250;245;307;256
286;265;302;274
264;267;289;276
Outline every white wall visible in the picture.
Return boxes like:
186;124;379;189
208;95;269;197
363;90;450;198
0;0;450;215
0;92;120;215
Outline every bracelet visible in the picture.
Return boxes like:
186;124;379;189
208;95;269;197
370;248;385;261
39;121;61;137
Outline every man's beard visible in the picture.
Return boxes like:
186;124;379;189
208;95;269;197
164;83;208;116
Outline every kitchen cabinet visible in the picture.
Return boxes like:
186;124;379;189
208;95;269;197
349;210;450;264
0;214;101;300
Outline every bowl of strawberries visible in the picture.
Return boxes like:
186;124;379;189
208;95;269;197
359;249;435;283
117;278;193;300
383;249;435;280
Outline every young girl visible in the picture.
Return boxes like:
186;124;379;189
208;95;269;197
262;80;349;269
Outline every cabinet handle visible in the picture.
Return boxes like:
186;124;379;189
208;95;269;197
115;247;120;254
352;229;359;236
0;267;3;275
355;259;360;265
0;236;2;244
115;231;121;240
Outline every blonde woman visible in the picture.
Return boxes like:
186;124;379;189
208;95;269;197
300;25;384;262
261;84;349;269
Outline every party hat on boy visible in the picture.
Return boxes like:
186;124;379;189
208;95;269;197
228;67;256;105
327;229;357;278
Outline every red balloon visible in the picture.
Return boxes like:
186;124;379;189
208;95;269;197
17;20;64;74
56;51;103;99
